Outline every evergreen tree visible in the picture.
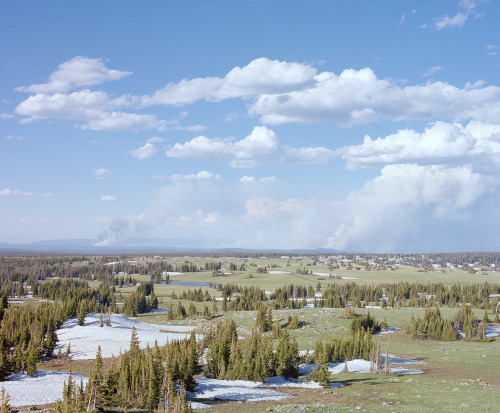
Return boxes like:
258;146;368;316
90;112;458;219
483;310;490;324
275;330;299;379
86;345;105;411
316;364;332;388
25;343;39;376
77;299;87;326
176;301;186;319
0;387;10;413
129;327;140;358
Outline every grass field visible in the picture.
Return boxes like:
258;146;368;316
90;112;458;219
35;256;500;412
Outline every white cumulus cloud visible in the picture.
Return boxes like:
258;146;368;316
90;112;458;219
94;168;112;180
166;126;279;168
240;176;278;183
0;188;34;196
170;171;221;181
340;121;500;170
16;56;131;94
243;197;303;219
250;68;500;126
326;164;497;252
422;66;444;77
142;57;316;106
100;195;116;202
131;142;158;160
283;146;337;165
435;12;468;30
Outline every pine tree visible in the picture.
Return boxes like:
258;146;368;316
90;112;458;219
317;365;332;388
176;301;186;319
77;299;87;326
63;369;74;411
86;345;105;411
0;336;8;380
129;327;140;358
150;291;159;310
384;337;390;374
483;310;490;324
168;303;174;320
0;387;11;413
275;330;299;379
44;320;58;357
146;349;161;409
376;339;383;372
25;343;39;376
53;400;63;413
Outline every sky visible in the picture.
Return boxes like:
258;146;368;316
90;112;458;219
1;0;500;252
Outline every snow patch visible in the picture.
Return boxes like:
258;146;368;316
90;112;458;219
486;325;500;337
263;376;321;389
299;358;424;376
150;308;168;313
3;370;89;407
190;378;291;402
190;401;212;409
55;313;194;359
378;327;401;334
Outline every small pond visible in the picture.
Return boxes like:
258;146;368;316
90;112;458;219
154;281;218;287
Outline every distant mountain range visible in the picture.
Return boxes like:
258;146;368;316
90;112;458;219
0;239;339;254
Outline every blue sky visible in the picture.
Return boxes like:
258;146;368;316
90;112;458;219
1;0;500;252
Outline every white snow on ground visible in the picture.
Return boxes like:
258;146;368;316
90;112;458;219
382;355;425;365
159;325;198;332
55;313;195;359
485;325;500;337
458;326;500;338
341;276;359;280
365;305;382;309
378;327;402;334
3;370;89;407
299;357;425;376
262;376;342;389
190;378;291;402
268;271;291;274
312;272;331;276
390;368;425;375
191;401;212;409
166;272;184;275
328;359;372;374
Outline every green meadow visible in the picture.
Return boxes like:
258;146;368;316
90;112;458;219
107;255;500;412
